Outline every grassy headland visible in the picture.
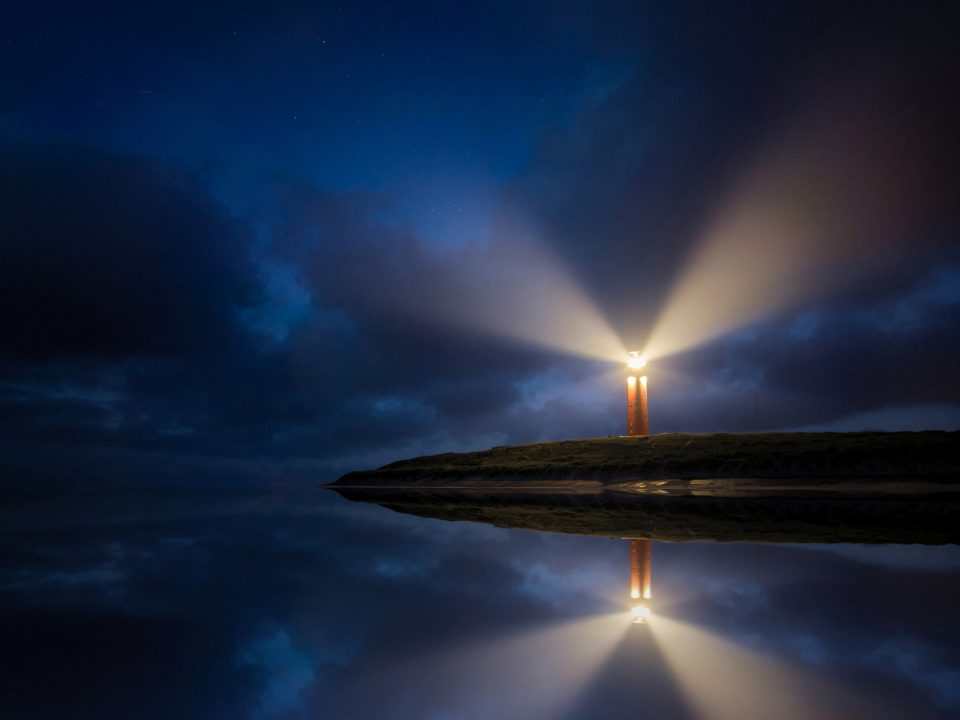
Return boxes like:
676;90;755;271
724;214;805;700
334;431;960;488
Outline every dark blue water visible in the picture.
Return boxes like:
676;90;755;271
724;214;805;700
2;486;959;720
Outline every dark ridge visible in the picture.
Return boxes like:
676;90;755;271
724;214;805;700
333;431;960;487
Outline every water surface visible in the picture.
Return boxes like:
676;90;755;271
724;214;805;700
2;485;959;719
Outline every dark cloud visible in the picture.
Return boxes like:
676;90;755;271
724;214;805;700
0;141;259;360
0;144;563;482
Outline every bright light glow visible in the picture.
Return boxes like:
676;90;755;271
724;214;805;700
626;352;646;371
642;88;931;362
380;613;631;720
377;212;628;363
631;604;651;624
648;614;884;720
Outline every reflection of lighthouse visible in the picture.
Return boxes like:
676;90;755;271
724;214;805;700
629;539;652;623
626;352;649;436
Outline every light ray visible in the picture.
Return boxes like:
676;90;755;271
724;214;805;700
382;612;631;720
648;614;894;720
435;224;627;363
643;84;933;362
375;209;627;363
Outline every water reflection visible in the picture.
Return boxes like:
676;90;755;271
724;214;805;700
1;486;958;720
629;538;652;623
333;483;960;544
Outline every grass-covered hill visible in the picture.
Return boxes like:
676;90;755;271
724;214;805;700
333;431;960;487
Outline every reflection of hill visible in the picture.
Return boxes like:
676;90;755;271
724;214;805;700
332;485;960;544
334;432;960;488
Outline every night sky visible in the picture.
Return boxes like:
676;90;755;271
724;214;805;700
3;4;960;718
2;0;959;484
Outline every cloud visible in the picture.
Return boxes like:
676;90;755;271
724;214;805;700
239;627;318;719
0;140;260;360
0;143;576;482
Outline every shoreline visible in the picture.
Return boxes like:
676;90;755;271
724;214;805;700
328;477;960;497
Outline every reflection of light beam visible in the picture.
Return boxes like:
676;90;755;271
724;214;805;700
392;613;631;720
628;539;652;622
628;539;652;601
648;614;887;720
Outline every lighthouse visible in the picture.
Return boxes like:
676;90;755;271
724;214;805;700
626;352;649;436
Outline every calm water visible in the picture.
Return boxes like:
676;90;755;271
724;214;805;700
2;485;959;720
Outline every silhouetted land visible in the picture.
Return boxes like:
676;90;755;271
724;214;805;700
334;431;960;488
332;432;960;543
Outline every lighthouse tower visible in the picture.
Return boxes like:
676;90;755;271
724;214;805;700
626;352;649;436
